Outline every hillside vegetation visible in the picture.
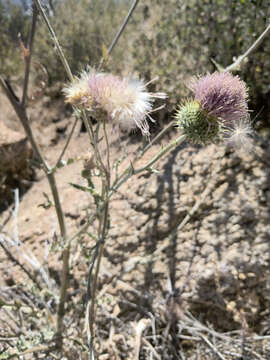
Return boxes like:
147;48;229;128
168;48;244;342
1;0;269;118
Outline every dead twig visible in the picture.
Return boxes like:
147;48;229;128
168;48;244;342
220;23;270;72
21;3;38;106
6;344;57;359
0;239;40;290
200;334;227;360
108;0;140;55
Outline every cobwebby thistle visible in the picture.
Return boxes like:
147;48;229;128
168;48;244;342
63;69;166;136
175;72;253;149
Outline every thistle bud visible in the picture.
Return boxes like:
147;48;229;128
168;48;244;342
175;100;220;144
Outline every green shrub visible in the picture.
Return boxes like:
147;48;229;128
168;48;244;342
0;0;30;77
130;0;270;115
34;0;130;83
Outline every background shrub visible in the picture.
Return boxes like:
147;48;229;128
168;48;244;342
130;0;270;120
1;0;269;121
34;0;130;83
0;0;30;76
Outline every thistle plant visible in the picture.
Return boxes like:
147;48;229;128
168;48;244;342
0;0;261;359
63;68;252;357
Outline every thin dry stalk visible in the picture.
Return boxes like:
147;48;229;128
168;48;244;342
55;116;79;168
108;0;140;55
0;4;67;347
223;23;270;72
0;239;40;289
134;319;152;360
88;200;109;357
33;0;73;82
200;334;227;360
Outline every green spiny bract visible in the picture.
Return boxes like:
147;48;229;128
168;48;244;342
175;100;220;144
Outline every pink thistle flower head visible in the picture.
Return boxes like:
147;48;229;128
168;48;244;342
63;69;166;136
190;72;249;125
175;72;253;148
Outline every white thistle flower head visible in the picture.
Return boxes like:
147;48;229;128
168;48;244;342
63;70;92;106
63;69;166;136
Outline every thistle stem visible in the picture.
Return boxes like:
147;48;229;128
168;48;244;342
68;133;186;244
134;134;186;174
139;121;174;158
112;121;175;188
112;134;186;193
87;184;109;356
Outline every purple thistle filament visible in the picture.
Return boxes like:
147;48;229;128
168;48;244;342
190;72;249;126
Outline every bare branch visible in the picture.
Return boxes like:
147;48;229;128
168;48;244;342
0;76;49;171
33;0;73;82
1;70;68;352
2;78;66;242
0;239;41;290
224;23;270;72
21;3;38;106
108;0;139;56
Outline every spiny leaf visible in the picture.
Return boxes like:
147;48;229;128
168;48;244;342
69;182;101;205
38;192;53;209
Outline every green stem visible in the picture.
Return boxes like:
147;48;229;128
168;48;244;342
103;119;111;185
54;117;79;169
85;133;185;355
87;182;109;357
112;121;174;188
138;121;174;158
69;133;186;244
134;134;186;174
110;134;186;195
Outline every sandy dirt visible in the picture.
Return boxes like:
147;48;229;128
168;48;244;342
1;91;270;359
